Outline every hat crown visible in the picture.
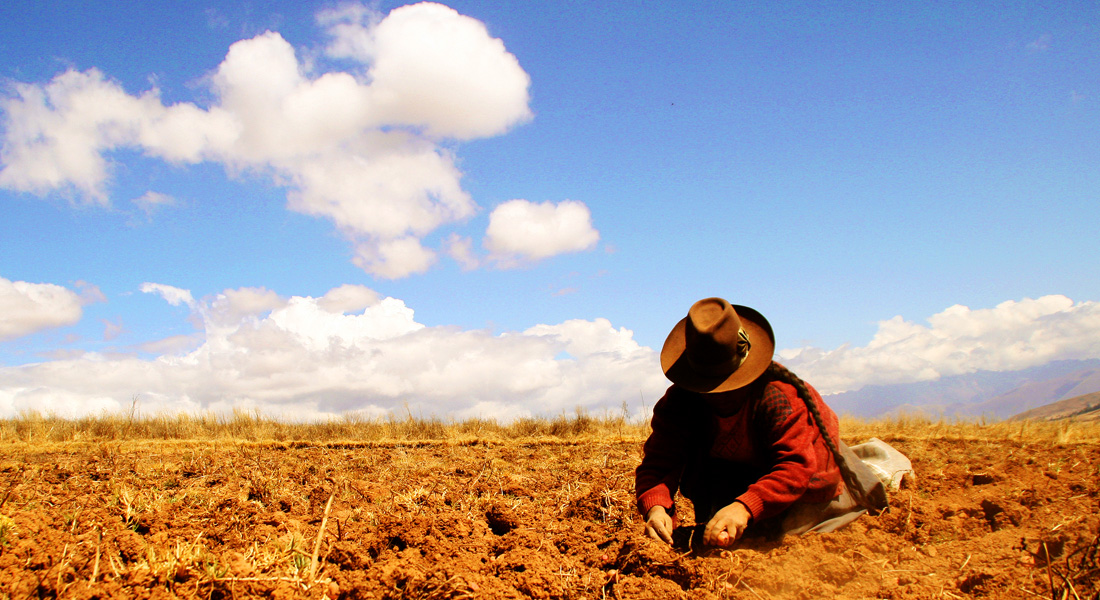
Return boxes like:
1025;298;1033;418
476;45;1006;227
683;298;750;375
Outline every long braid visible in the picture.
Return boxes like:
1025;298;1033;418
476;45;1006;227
765;362;884;511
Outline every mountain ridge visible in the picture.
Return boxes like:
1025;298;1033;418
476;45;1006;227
824;359;1100;420
1010;391;1100;422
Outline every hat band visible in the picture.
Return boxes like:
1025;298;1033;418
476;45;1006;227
687;328;752;378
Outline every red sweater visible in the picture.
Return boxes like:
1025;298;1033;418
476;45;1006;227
635;365;842;523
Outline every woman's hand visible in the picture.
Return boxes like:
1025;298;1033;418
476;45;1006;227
704;501;751;546
644;505;674;544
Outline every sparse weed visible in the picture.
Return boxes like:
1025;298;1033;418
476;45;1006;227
115;487;142;531
62;508;81;532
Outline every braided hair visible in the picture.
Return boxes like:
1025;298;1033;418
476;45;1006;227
764;362;885;512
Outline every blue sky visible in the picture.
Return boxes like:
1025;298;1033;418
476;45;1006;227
1;1;1098;420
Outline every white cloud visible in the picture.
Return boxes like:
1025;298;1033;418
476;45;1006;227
267;295;424;350
139;282;196;308
0;2;534;280
317;284;380;313
138;334;203;356
102;317;125;341
4;289;1099;420
317;4;378;61
779;295;1100;394
205;287;286;327
0;283;667;420
0;276;85;341
351;236;438;279
0;69;147;202
484;199;600;266
321;2;532;139
75;280;107;305
443;233;479;270
285;143;475;243
133;191;176;213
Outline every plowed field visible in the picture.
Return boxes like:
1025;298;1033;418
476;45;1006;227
1;436;1097;599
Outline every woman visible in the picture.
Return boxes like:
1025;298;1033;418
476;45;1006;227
636;297;872;546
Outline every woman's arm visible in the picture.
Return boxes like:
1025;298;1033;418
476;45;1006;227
734;381;819;521
634;388;694;516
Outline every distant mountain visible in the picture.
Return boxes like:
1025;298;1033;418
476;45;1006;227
1010;391;1100;422
824;359;1100;420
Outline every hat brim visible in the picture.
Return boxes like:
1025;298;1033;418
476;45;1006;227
660;304;775;393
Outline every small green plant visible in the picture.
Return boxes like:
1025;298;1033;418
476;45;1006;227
62;508;81;532
292;552;310;574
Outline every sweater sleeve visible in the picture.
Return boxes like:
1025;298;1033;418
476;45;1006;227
635;388;692;516
734;382;819;521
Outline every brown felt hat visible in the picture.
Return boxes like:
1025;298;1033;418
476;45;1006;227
661;297;775;393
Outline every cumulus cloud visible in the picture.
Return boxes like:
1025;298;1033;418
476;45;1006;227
0;283;666;420
0;276;85;341
484;199;600;267
320;2;532;138
0;2;535;279
779;295;1100;394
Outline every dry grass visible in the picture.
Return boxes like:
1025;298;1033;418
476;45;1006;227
0;406;646;445
840;413;1100;444
2;407;1100;446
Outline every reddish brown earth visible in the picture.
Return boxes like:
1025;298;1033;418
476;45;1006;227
0;436;1097;599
